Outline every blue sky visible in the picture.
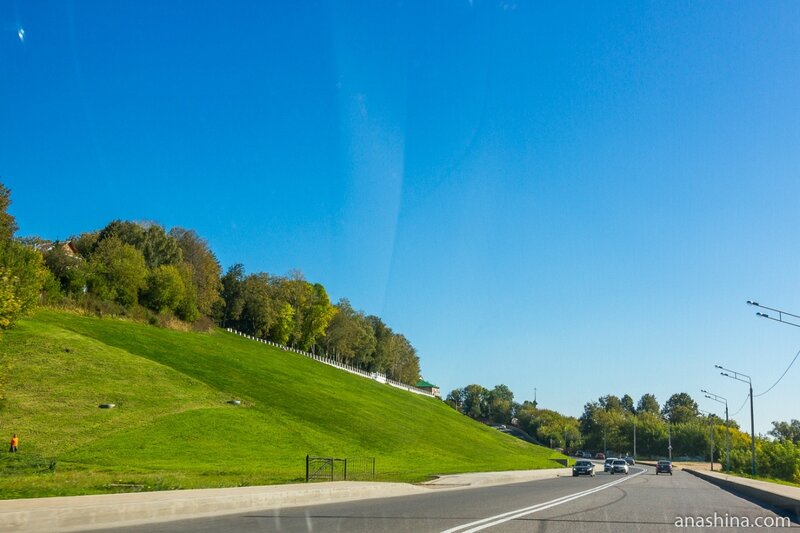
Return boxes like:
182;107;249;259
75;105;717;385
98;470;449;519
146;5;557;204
2;1;799;434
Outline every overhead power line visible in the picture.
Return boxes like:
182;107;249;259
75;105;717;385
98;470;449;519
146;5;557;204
754;346;800;398
730;394;750;417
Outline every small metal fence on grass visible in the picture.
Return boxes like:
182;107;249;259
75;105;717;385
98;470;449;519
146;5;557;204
305;455;376;482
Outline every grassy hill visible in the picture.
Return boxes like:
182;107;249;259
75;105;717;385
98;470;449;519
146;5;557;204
0;309;567;499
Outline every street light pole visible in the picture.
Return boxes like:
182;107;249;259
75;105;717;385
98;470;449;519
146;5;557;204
747;300;800;329
633;415;637;460
743;299;800;476
668;423;672;461
717;364;756;475
702;389;730;472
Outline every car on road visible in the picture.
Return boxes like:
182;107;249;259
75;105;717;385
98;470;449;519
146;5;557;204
572;460;596;477
574;450;584;457
583;452;593;458
655;460;673;475
595;452;605;460
610;459;629;474
624;456;635;465
603;457;616;472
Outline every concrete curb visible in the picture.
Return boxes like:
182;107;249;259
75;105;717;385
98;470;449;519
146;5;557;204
0;482;429;533
0;468;570;532
423;467;571;488
684;468;800;521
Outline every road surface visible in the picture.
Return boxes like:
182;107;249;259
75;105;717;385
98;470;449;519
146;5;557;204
96;466;798;532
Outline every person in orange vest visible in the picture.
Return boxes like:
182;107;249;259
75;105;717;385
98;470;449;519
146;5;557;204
9;434;18;453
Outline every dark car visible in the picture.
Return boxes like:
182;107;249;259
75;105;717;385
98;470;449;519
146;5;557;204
572;460;596;477
655;460;673;475
595;452;605;460
624;456;635;465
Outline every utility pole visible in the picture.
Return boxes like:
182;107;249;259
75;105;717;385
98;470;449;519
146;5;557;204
717;365;756;475
749;383;755;475
710;417;715;471
742;299;800;475
703;390;730;472
668;424;672;461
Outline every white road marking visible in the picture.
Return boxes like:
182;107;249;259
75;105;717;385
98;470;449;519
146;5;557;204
441;467;647;533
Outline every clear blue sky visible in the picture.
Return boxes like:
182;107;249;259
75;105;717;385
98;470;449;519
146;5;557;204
3;1;799;435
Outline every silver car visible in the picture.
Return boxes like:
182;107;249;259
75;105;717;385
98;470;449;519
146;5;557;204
610;459;629;475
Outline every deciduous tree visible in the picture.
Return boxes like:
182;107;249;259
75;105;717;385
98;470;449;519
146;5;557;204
87;237;148;308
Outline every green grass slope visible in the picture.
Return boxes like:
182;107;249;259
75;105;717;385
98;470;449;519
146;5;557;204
0;309;567;499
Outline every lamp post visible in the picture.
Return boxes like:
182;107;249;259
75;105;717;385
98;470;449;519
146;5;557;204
702;389;730;472
633;414;637;460
717;364;756;475
699;409;715;471
668;423;672;461
747;300;800;329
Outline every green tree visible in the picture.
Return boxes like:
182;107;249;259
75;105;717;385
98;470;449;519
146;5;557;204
0;183;15;243
325;299;377;366
238;273;277;337
98;221;182;269
300;283;336;351
169;227;223;316
43;244;87;295
87;237;148;308
635;411;668;457
174;263;200;322
270;301;295;345
462;384;489;419
662;392;698;424
0;243;48;327
392;333;420;384
446;388;464;412
621;394;635;413
71;231;99;258
599;394;623;412
769;419;800;445
142;264;186;313
220;264;246;327
487;384;515;423
637;393;660;415
0;184;48;331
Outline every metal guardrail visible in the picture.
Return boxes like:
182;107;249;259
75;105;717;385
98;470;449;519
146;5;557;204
225;329;436;398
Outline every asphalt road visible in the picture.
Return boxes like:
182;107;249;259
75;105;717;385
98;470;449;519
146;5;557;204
97;466;799;533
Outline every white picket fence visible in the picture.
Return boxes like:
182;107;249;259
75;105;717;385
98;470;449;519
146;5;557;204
225;328;436;398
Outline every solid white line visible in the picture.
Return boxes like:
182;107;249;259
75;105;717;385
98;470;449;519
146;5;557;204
441;467;647;533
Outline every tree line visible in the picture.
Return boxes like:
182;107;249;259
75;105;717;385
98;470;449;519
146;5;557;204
446;380;800;484
445;384;581;449
0;182;421;385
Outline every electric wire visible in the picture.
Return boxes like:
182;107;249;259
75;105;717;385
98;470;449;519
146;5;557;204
754;346;800;398
730;394;750;417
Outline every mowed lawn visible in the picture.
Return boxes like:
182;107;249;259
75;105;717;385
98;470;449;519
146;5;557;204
0;309;567;498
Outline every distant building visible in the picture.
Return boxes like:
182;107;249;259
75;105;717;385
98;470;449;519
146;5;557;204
415;379;440;398
34;240;80;258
